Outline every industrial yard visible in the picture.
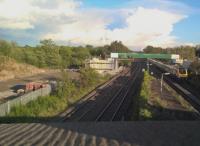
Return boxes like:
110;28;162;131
0;70;79;104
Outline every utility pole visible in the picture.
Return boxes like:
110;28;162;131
160;73;170;94
147;59;149;73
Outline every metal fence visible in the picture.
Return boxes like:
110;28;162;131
0;85;52;116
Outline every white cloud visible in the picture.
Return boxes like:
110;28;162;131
0;0;187;49
44;7;186;49
0;0;80;29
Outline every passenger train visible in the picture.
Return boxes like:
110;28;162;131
149;59;188;78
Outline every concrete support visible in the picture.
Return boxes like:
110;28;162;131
114;59;118;70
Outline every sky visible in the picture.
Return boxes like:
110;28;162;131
0;0;200;50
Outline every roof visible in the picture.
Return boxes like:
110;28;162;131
0;121;199;146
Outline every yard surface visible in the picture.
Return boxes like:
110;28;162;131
0;70;79;102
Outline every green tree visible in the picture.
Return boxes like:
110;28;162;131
143;45;163;53
79;68;100;87
59;46;72;68
71;47;90;67
40;39;62;68
109;41;130;53
0;40;12;56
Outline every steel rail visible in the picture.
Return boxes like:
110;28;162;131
61;68;130;121
94;64;140;121
110;65;142;121
76;69;132;121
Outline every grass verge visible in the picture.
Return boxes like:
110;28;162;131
132;71;153;120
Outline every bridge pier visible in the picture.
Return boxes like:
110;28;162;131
114;59;118;70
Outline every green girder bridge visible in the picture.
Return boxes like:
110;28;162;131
110;53;180;70
111;53;179;60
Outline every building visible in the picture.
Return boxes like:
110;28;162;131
86;58;115;70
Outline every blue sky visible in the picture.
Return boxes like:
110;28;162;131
84;0;200;43
83;0;132;8
0;0;199;49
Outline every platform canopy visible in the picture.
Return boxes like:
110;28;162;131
111;53;179;60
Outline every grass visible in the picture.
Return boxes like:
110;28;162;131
132;71;197;121
132;71;153;120
8;95;67;117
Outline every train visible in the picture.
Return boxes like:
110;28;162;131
149;59;188;78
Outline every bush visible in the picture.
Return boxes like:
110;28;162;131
138;71;153;120
79;68;101;87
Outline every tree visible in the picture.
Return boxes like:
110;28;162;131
0;40;12;56
59;46;73;68
79;68;100;86
40;39;56;49
109;41;130;53
71;47;90;67
40;39;62;68
196;45;200;58
143;45;163;53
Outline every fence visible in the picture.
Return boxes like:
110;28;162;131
0;85;52;116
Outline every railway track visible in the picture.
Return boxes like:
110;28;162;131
62;61;143;121
95;64;142;121
150;63;200;115
60;68;131;121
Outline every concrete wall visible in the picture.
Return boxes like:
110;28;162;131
0;85;52;116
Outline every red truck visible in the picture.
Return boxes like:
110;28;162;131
17;82;47;94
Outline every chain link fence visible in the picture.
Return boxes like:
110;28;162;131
0;85;52;116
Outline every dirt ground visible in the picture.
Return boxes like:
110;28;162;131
0;70;79;101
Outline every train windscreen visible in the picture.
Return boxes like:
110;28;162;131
179;68;187;74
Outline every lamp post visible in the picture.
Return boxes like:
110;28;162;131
147;60;149;73
147;59;152;74
160;72;170;93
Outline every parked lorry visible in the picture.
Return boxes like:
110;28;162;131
17;81;47;94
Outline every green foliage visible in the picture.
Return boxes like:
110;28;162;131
0;39;13;56
0;39;133;68
0;39;92;68
56;71;76;101
138;71;153;120
143;45;163;54
71;47;91;67
89;41;131;59
8;95;67;117
196;46;200;58
59;46;72;68
79;68;101;87
143;45;197;61
139;108;152;119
